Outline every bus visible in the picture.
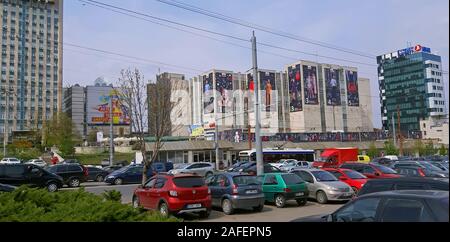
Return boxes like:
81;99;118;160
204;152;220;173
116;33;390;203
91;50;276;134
239;148;316;163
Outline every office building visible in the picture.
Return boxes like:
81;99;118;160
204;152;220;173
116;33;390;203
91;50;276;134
420;117;449;145
377;44;446;134
63;84;85;138
0;0;63;144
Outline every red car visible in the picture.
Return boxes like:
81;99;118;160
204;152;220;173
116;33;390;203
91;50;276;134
340;163;402;179
132;174;212;218
322;168;368;192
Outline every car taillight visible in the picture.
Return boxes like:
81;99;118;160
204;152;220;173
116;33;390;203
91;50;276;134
169;190;178;197
82;166;88;176
418;168;426;177
232;184;238;195
284;188;292;193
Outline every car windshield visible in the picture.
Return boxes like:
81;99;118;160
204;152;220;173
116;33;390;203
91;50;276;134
174;163;190;169
173;177;205;188
233;175;260;186
373;165;397;174
422;162;444;172
282;174;304;185
343;170;367;179
311;171;338;182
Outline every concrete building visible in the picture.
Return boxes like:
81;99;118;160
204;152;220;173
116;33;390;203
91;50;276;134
0;0;63;144
377;44;446;135
420;117;449;145
63;84;85;138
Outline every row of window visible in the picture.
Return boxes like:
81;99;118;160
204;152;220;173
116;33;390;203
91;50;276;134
429;108;444;113
426;78;441;84
434;100;445;106
431;71;442;76
428;93;443;98
432;86;444;91
426;63;440;69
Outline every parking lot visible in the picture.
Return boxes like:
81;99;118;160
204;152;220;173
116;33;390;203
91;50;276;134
63;183;344;222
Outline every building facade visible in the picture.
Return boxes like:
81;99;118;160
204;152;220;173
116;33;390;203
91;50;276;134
63;84;85;138
420;117;449;145
0;0;63;144
377;44;446;134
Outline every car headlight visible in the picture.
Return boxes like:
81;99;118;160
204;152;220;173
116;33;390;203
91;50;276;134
328;187;340;192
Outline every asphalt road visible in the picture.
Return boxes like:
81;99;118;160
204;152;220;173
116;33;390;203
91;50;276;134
63;183;344;222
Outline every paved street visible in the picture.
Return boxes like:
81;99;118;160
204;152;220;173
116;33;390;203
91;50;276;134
63;183;344;222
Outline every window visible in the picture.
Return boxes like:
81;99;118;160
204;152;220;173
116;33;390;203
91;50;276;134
68;165;81;172
282;174;304;185
330;171;343;179
380;199;433;222
264;175;278;185
144;178;156;188
295;171;314;183
4;166;25;178
363;166;376;174
56;166;66;173
215;175;229;187
173;177;205;188
154;178;166;189
334;198;381;222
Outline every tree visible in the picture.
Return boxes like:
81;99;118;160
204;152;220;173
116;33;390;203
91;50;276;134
43;113;78;157
424;141;436;156
413;139;425;157
383;140;399;156
439;144;448;156
367;142;378;159
87;129;98;143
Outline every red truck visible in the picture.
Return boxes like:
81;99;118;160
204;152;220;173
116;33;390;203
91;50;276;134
313;148;359;168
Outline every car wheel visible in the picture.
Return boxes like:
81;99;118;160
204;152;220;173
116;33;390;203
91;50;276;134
296;198;307;206
159;202;170;217
47;182;58;192
114;178;123;185
222;199;234;215
96;175;105;182
274;194;286;208
316;191;328;204
253;204;264;212
132;195;141;209
68;178;81;188
199;209;211;219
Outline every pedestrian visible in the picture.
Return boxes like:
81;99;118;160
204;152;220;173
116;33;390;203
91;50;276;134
51;155;58;165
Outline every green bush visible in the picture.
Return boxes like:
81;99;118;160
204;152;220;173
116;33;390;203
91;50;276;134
0;187;180;222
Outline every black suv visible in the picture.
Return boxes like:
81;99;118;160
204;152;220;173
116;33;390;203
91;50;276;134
357;177;449;197
46;164;88;187
0;164;64;192
86;166;109;182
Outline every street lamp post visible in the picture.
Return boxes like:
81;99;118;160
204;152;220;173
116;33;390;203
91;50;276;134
109;93;114;166
1;87;14;158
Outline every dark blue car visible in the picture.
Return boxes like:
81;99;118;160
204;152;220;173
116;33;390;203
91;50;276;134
206;173;265;215
104;165;155;185
151;161;174;173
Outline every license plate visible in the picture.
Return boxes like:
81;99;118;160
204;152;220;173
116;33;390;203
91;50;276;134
187;204;202;209
296;192;304;196
246;190;258;194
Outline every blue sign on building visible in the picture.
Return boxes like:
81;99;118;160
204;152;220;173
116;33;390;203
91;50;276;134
398;45;431;57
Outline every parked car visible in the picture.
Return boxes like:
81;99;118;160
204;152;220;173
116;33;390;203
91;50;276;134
132;174;211;218
206;173;264;215
357;155;370;164
227;161;248;172
291;169;354;204
45;163;88;188
395;166;446;178
86;166;109;182
239;163;283;175
0;164;64;192
357;177;449;197
61;159;80;164
0;183;17;192
293;190;449;222
269;159;297;169
340;163;402;179
429;161;449;172
105;164;155;185
25;159;47;168
322;168;368;192
392;161;449;178
0;157;21;165
370;157;396;167
270;160;311;172
151;162;174;173
257;173;309;208
103;165;124;174
168;162;214;177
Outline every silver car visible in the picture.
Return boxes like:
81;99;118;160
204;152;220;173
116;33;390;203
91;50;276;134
168;162;214;177
26;159;48;168
270;159;310;172
291;169;354;204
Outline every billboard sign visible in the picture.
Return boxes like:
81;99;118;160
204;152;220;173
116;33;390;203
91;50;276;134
398;45;431;57
86;87;130;125
203;73;214;114
259;71;276;112
345;70;359;106
324;68;341;106
288;64;302;112
189;125;204;137
303;65;319;105
215;72;233;113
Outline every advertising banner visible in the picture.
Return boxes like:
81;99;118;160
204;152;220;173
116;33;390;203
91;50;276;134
259;71;276;112
189;125;205;137
215;72;233;113
86;87;130;125
303;65;319;105
324;68;341;106
203;73;214;114
288;64;302;112
346;70;359;106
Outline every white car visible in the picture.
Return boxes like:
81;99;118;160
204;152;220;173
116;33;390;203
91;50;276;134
269;159;299;169
168;162;214;177
0;157;21;165
26;159;48;168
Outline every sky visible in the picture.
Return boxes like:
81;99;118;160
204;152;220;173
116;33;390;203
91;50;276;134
63;0;450;129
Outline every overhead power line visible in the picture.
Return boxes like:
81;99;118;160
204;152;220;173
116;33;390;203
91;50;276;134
155;0;376;59
79;0;377;67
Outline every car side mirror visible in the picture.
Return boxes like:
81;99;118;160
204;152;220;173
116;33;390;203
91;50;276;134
375;172;381;176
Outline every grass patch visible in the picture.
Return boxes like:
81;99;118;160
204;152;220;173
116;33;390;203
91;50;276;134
73;153;135;165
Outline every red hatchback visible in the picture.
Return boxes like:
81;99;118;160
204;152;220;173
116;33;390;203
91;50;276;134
340;163;402;179
132;174;212;218
323;168;368;192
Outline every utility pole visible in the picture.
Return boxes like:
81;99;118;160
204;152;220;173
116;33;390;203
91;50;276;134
215;115;220;170
251;31;264;176
246;98;252;150
392;113;396;147
397;105;403;156
109;93;114;166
